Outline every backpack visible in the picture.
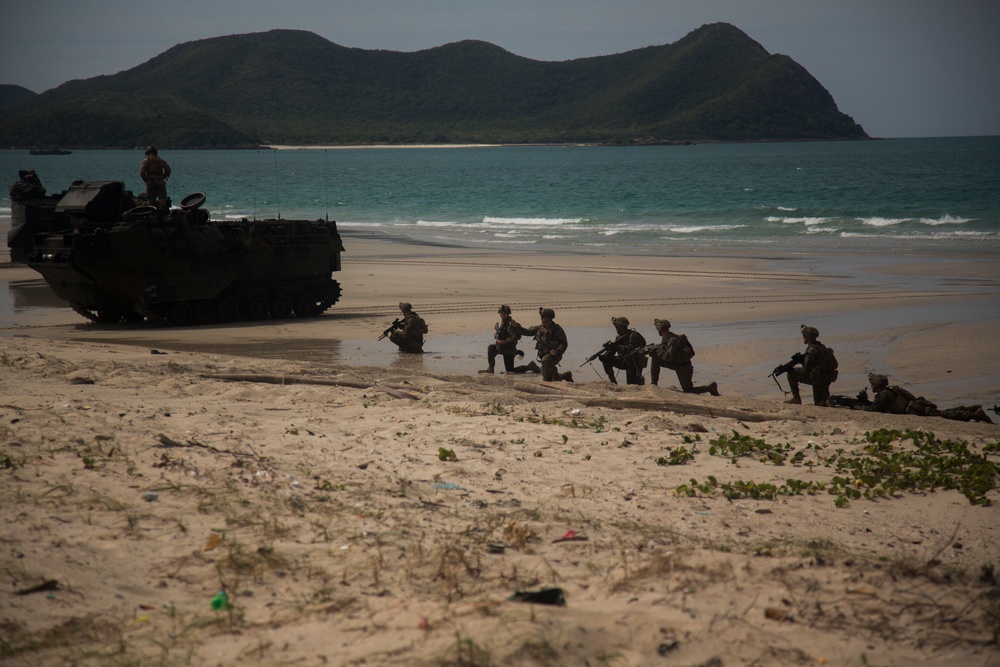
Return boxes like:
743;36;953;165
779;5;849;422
680;334;695;360
824;346;838;371
418;317;429;335
665;333;695;364
808;343;838;384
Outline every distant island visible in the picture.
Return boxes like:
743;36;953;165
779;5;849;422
0;23;867;149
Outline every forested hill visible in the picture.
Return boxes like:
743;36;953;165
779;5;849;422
0;23;868;148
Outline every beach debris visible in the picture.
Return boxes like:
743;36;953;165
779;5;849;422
437;447;457;461
15;579;60;596
553;530;588;543
508;587;566;606
687;422;709;432
657;640;679;655
204;533;224;551
150;349;167;355
432;481;462;491
764;607;792;621
581;396;810;422
487;543;506;554
210;590;229;610
141;492;158;502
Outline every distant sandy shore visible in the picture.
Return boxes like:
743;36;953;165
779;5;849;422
2;235;999;666
267;144;504;150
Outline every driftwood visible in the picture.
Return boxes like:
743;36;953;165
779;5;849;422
578;397;809;423
202;373;374;389
513;382;597;397
201;373;419;400
378;386;421;400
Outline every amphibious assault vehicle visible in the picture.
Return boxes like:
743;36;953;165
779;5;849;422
8;172;344;325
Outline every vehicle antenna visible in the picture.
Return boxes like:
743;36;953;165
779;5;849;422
324;149;330;223
273;150;281;220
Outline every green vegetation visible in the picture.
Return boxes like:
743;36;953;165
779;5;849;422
677;429;999;507
0;23;868;148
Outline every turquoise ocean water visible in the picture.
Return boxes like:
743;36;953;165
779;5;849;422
3;137;999;254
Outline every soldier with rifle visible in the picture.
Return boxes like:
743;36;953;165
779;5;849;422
643;319;719;395
865;373;993;423
582;316;646;384
380;302;427;354
479;305;537;374
772;325;838;405
513;307;573;382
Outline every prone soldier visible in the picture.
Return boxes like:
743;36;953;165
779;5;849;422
866;373;993;423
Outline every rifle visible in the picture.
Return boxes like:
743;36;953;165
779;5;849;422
828;388;872;410
378;318;402;341
768;352;804;392
581;338;620;368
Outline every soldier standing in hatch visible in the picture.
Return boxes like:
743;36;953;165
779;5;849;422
140;146;171;209
479;305;530;374
599;316;647;385
513;307;572;382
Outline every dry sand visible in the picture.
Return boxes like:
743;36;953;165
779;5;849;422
2;236;999;666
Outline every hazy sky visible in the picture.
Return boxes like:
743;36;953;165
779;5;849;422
3;0;998;138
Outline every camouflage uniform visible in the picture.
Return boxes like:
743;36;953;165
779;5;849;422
481;305;524;373
389;302;426;353
867;374;992;423
514;307;572;382
646;318;718;395
598;316;646;385
139;147;171;208
787;325;838;405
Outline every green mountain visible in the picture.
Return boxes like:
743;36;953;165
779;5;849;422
0;23;868;148
0;84;36;110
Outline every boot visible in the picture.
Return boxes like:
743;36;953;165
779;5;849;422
608;375;617;385
785;395;801;404
478;365;495;374
708;382;720;396
561;371;574;382
526;361;540;373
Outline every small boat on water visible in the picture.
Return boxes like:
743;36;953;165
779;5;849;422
29;148;73;155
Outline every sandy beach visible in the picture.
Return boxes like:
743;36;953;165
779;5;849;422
2;235;999;666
